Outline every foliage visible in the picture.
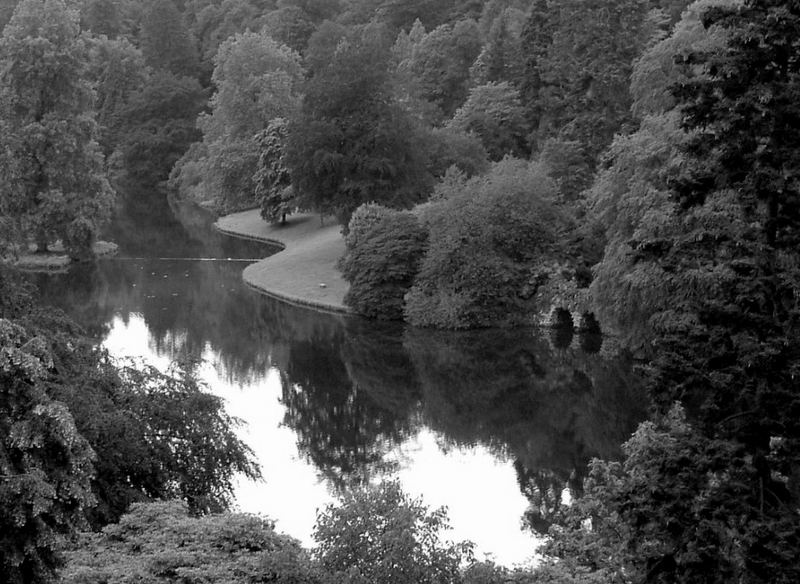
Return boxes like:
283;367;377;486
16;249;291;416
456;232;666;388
587;112;686;346
313;481;472;584
255;117;294;224
539;406;800;583
423;126;490;179
202;31;303;142
0;0;114;258
188;0;268;65
342;202;393;250
393;18;482;120
537;138;593;201
559;3;800;581
79;0;127;38
85;35;148;156
114;70;205;186
448;81;529;161
262;4;318;54
203;136;262;211
40;334;262;526
521;0;656;159
341;208;428;319
62;501;322;584
1;317;95;584
405;158;568;329
469;5;526;88
171;30;303;211
138;0;200;76
673;0;800;247
286;22;432;225
630;0;735;119
2;266;261;530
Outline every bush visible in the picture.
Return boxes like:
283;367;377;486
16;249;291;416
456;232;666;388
341;208;427;320
313;481;472;584
405;158;569;329
343;202;392;245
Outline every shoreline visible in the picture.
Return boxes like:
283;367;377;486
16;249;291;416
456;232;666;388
4;240;119;272
214;209;352;314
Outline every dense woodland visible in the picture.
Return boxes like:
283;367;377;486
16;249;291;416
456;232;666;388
1;0;800;582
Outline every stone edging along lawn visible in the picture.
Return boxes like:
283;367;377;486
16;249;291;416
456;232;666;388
214;209;352;314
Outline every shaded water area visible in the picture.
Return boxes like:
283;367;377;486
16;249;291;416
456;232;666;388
30;186;648;566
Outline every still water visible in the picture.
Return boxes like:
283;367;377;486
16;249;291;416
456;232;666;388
31;189;646;566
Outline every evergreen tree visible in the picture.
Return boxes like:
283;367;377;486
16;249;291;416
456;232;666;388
254;117;293;224
1;318;95;584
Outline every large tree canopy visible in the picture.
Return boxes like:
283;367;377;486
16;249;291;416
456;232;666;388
0;0;114;258
287;22;431;224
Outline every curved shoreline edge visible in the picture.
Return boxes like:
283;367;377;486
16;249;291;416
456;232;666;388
214;209;352;315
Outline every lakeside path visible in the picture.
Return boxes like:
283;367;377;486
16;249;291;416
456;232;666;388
214;209;351;314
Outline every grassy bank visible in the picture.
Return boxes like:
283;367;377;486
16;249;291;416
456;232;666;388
214;210;351;314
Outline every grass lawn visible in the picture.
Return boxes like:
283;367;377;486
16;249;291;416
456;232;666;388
215;210;351;313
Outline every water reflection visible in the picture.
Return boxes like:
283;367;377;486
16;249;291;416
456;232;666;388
30;188;648;562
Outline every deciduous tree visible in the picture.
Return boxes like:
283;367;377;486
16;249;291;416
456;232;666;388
0;0;114;259
313;481;472;584
287;23;431;224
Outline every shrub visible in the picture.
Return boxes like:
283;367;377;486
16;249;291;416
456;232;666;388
343;202;392;246
341;208;427;320
313;481;472;584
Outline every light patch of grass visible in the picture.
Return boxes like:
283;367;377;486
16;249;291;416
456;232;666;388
215;210;350;313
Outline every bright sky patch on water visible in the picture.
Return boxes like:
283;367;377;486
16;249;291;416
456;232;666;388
102;314;539;568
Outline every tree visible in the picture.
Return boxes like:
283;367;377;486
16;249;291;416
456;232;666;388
0;0;114;259
171;31;303;211
538;406;800;583
340;206;428;319
255;118;293;224
521;0;656;159
262;5;317;53
286;23;431;225
4;266;261;528
448;81;529;160
138;0;200;76
469;5;526;87
1;318;95;584
79;0;124;38
587;112;685;347
630;0;733;119
313;481;472;584
114;70;205;185
559;3;800;580
187;0;266;65
674;0;800;248
405;158;569;329
203;31;303;142
62;501;321;584
397;19;482;120
85;35;148;156
50;354;261;526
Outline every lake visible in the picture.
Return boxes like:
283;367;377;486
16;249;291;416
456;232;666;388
30;186;647;567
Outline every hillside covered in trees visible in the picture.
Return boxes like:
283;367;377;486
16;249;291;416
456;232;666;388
1;0;800;582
